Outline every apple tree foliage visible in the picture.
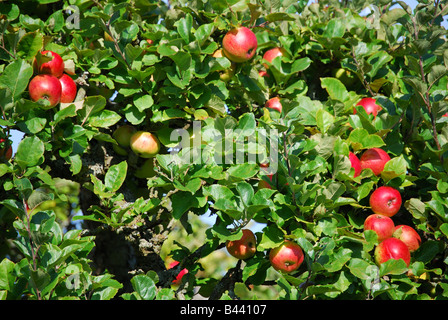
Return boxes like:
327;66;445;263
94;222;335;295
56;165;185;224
1;0;448;300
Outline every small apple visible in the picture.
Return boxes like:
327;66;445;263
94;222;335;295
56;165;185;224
130;131;160;158
349;152;362;177
113;125;136;148
262;47;285;69
113;125;137;155
359;148;391;176
59;74;77;103
369;186;402;217
354;97;382;117
226;229;257;260
212;49;236;82
135;159;156;179
393;225;421;253
168;261;188;285
37;50;65;78
0;138;12;161
374;237;411;267
363;213;395;243
269;240;304;273
222;27;258;63
28;74;62;108
265;97;282;113
333;68;356;86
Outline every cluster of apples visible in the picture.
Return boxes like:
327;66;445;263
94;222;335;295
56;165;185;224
349;147;422;267
219;26;284;114
29;50;77;108
364;186;421;267
225;229;304;273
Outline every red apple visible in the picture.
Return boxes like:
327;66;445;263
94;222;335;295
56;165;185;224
354;97;382;117
262;47;285;68
168;261;188;285
0;138;12;161
130;131;160;158
374;237;411;267
360;148;390;176
364;213;395;242
38;50;65;78
28;74;62;108
226;229;257;260
393;225;421;253
349;152;362;177
369;186;402;217
265;97;282;113
59;74;77;103
222;27;258;63
113;125;137;155
269;240;304;273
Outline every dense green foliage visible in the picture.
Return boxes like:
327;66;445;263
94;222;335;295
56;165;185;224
0;0;448;300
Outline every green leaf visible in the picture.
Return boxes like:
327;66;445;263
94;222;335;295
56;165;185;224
316;109;334;134
323;19;345;38
236;181;254;207
320;77;348;102
0;59;33;100
381;155;407;183
16;31;44;59
348;128;385;151
0;258;15;291
88;109;121;128
105;161;128;192
15;136;45;169
227;164;259;179
258;225;285;250
379;259;409;276
130;275;156;300
176;13;193;44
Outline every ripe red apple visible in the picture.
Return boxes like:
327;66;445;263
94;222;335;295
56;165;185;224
360;148;391;176
369;186;402;217
130;131;160;158
38;50;65;78
59;74;77;103
212;49;236;82
393;225;421;253
265;97;282;113
363;213;395;242
113;125;137;155
226;229;257;260
168;261;188;285
0;138;12;161
349;152;362;177
28;74;62;108
222;27;258;63
374;237;411;267
269;240;304;273
354;97;382;117
262;47;285;68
